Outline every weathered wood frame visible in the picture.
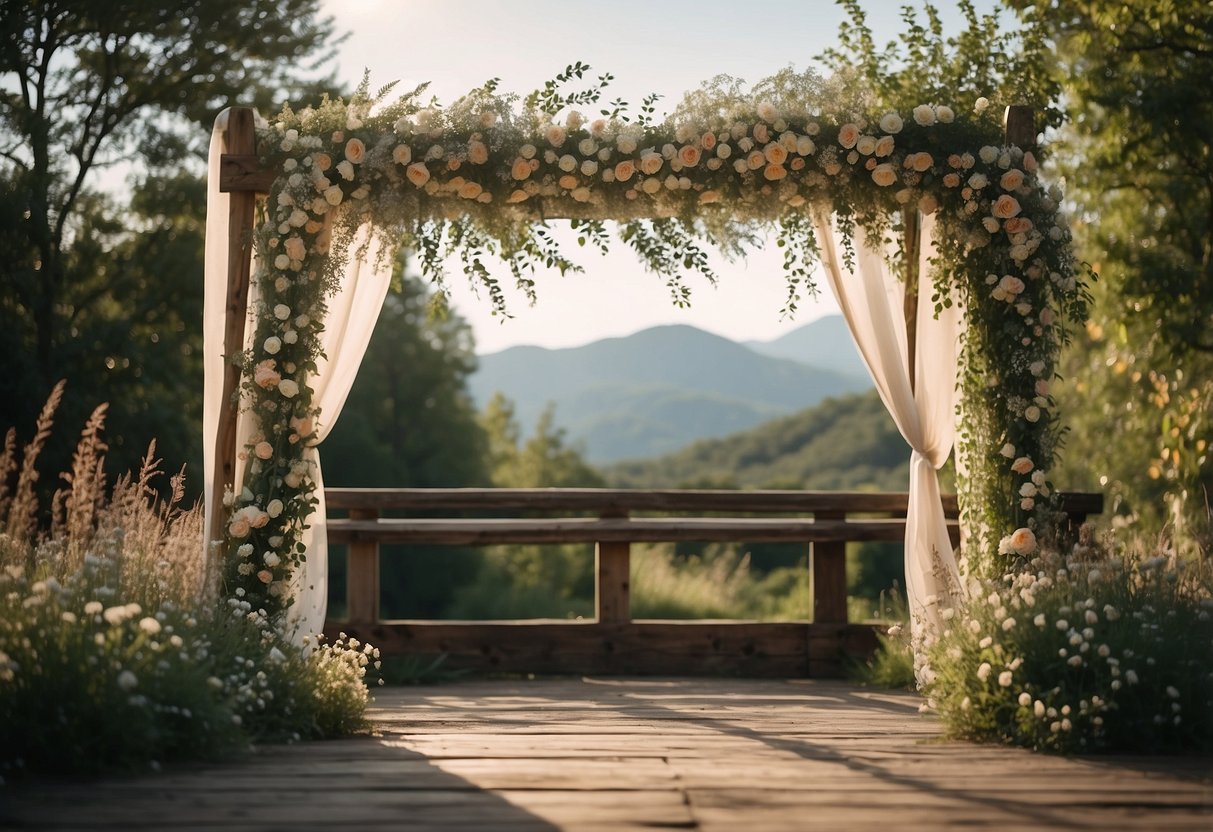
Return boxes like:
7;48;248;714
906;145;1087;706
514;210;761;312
211;105;1048;675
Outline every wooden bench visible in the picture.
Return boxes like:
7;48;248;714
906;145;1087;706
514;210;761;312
323;488;1102;676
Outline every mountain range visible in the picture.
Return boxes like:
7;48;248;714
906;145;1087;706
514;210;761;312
468;315;873;463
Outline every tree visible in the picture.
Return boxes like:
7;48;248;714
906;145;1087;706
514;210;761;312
1007;0;1213;538
0;0;341;484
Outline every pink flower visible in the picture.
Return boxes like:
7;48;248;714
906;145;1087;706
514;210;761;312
253;360;280;389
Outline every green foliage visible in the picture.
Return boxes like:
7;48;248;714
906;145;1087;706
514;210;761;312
0;0;341;488
608;390;913;491
1008;0;1213;544
924;541;1213;754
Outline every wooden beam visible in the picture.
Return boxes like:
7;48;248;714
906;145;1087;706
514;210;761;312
1003;105;1036;149
206;107;260;585
319;620;890;677
347;508;381;625
811;511;848;625
325;487;956;515
595;509;631;624
327;517;948;546
219;153;277;193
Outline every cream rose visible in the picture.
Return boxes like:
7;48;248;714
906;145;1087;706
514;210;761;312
639;152;662;175
614;160;636;182
912;104;936;126
278;379;299;398
545;124;566;147
254;441;274;460
879;112;903;134
253;360;280;389
1011;456;1034;475
468;140;488;165
284;236;307;262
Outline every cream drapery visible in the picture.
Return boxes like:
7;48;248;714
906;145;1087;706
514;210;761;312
203;109;392;640
812;212;964;642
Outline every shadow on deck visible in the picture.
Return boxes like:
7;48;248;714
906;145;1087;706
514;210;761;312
2;678;1210;831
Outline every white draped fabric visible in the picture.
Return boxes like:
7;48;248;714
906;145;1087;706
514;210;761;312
812;212;964;642
203;109;392;640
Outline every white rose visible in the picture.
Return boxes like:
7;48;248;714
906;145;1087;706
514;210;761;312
263;336;282;355
879;112;903;134
278;379;299;398
912;104;936;126
936;105;955;123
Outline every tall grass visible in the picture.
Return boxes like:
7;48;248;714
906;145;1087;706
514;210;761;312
0;384;379;776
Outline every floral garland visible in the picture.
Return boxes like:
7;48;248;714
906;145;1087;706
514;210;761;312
217;74;1085;616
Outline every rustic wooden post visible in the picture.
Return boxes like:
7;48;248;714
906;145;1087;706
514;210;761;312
347;507;381;624
595;509;630;624
206;106;260;588
1003;105;1036;150
811;511;848;624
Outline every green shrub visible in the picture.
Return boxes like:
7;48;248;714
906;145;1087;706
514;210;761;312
923;541;1213;754
0;385;380;776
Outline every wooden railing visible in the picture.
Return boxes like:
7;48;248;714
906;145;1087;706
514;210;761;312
322;488;1102;677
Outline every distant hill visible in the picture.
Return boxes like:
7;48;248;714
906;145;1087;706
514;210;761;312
745;314;870;379
606;389;916;492
469;324;872;462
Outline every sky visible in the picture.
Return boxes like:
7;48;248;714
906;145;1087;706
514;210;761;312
317;0;1000;353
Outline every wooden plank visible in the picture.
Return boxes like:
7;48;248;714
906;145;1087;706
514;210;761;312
219;153;278;193
206;107;259;583
811;511;848;626
347;507;380;624
594;541;630;624
324;487;1101;522
325;487;937;515
325;620;823;676
327;517;943;546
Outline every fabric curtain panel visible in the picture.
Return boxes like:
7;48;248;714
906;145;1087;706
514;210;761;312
812;211;965;644
203;109;392;640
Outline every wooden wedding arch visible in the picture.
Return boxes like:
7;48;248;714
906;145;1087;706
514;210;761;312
212;105;1100;675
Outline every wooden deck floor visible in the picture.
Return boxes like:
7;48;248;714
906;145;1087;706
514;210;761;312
2;677;1210;830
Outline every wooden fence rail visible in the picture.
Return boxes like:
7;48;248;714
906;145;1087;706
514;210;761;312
322;488;1102;677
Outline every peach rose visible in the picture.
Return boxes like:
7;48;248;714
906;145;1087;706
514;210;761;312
614;160;636;182
392;144;412;165
405;162;430;188
763;142;788;166
698;190;720;204
468;140;488;165
992;194;1022;219
746;149;765;170
545;124;566;147
254;441;274;460
511;158;532;180
911;152;933;172
943;173;960;188
253;360;280;389
506;189;529;204
312;152;332;171
763;163;787;181
639;152;662;175
1011;456;1034;475
871;163;897;187
753;122;770;144
1008;527;1037;555
1003;217;1034;234
837;123;859;149
998;275;1026;295
678;145;701;167
228;517;251;538
257;569;273;584
458;181;483;200
1000;169;1025;191
873;136;894;157
701;132;716;149
790;157;805;171
344;138;366;164
555;174;576;190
